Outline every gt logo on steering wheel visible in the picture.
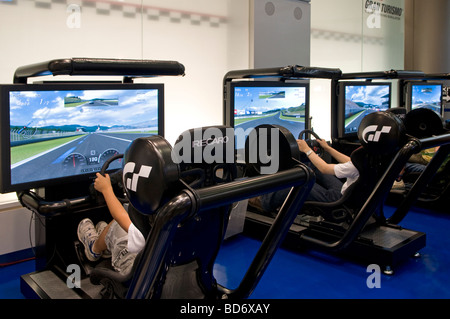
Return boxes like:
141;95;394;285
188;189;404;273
123;162;152;192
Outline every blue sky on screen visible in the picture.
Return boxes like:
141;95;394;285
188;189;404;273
345;85;389;107
9;89;158;128
412;85;441;104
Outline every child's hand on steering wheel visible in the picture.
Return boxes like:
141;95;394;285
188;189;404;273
94;173;112;194
296;139;311;153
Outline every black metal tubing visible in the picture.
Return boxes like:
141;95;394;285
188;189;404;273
127;192;194;299
195;166;311;210
223;65;342;83
220;166;315;299
417;73;450;80
416;133;450;151
340;69;426;80
299;138;423;252
127;164;315;299
388;134;450;224
13;57;186;83
17;190;91;216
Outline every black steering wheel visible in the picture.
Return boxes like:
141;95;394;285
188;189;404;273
298;129;324;159
96;153;128;203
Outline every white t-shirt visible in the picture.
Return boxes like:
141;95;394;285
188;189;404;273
127;222;145;253
334;161;360;195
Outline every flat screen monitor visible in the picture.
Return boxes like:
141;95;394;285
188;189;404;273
337;81;391;138
225;81;309;162
405;81;443;116
0;82;164;193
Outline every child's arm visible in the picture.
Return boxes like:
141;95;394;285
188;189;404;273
94;173;131;232
316;139;350;164
297;139;336;175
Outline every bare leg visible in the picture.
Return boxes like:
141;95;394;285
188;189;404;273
92;221;112;254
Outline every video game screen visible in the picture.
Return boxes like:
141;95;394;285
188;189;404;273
410;83;442;115
1;83;163;192
230;81;309;158
342;83;391;135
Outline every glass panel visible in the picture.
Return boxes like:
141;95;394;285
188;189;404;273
311;0;405;72
362;0;405;71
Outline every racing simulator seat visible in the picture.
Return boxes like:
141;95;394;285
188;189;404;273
89;125;315;299
293;125;399;227
88;125;239;298
388;107;450;218
20;125;315;299
245;111;428;274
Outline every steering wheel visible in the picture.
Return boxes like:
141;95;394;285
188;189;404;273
298;129;324;158
96;153;128;203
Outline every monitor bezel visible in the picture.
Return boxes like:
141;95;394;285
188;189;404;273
0;82;164;193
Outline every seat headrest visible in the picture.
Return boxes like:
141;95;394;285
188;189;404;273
404;107;445;138
386;107;407;122
244;124;300;174
357;111;406;155
123;135;179;215
173;126;235;168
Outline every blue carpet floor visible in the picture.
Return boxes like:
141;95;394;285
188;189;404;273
1;205;449;299
0;259;35;299
213;205;450;299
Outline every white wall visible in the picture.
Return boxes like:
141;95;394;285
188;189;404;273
251;0;310;68
0;0;250;145
0;0;250;256
0;204;35;256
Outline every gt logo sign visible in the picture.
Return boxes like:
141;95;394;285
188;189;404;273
361;125;392;143
123;162;152;192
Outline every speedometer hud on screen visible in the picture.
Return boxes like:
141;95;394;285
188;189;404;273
10;88;160;187
233;85;307;152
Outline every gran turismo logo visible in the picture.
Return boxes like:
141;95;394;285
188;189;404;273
123;162;152;192
361;125;392;143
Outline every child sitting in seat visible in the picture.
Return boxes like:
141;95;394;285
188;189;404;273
252;138;359;213
77;173;145;276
